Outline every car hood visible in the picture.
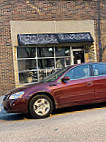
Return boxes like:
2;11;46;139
5;82;56;96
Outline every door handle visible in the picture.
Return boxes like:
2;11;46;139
87;82;93;86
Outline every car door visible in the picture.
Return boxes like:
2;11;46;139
92;63;106;101
56;64;95;106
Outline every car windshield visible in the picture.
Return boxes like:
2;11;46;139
41;66;70;82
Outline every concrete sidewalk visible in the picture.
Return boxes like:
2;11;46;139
0;95;6;114
0;96;4;105
0;96;4;101
0;96;3;111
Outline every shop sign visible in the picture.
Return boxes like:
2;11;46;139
18;32;94;46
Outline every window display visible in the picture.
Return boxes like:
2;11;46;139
17;46;71;84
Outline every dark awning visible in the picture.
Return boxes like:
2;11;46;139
17;32;94;46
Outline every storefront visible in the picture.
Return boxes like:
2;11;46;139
0;0;105;96
17;32;94;84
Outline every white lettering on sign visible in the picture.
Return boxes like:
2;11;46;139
18;32;93;45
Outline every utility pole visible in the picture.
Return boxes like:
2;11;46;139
97;0;102;62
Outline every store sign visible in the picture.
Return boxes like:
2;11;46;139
18;32;94;46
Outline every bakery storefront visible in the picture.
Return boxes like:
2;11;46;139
10;20;97;87
17;32;94;84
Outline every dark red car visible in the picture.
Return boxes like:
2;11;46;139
3;62;106;119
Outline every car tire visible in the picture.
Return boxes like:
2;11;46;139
29;95;53;119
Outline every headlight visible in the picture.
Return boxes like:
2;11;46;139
9;91;25;100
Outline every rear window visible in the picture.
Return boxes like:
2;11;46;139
92;63;106;76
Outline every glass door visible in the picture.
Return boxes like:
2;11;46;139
71;48;85;65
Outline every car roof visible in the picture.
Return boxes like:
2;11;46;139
68;62;106;70
73;62;105;66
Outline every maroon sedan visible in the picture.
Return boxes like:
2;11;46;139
3;62;106;119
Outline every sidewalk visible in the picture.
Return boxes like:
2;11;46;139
0;95;6;114
0;96;4;106
0;96;3;111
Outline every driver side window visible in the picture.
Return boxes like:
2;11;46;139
65;64;90;80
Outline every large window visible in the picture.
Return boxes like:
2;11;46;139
17;46;71;84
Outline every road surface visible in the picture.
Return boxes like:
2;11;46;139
0;96;106;142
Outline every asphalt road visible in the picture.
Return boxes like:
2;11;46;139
0;96;106;142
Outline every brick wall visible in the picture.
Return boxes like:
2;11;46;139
0;0;106;95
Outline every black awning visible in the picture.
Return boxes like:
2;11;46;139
17;32;94;46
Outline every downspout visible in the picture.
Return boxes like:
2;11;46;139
97;0;102;62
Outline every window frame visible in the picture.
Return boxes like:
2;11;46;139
17;46;72;84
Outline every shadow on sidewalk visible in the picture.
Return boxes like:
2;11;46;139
0;102;106;122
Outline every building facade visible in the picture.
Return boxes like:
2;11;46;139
0;0;106;95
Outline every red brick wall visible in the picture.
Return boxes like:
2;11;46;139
0;0;106;95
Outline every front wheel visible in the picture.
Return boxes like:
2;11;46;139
29;95;53;119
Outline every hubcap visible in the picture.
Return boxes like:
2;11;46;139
33;98;50;116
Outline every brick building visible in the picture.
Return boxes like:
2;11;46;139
0;0;106;96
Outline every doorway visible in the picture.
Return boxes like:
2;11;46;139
71;48;85;65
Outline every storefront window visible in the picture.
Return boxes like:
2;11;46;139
38;59;54;69
19;71;38;83
39;69;55;82
55;47;70;56
18;59;36;71
37;47;54;57
56;58;64;68
65;57;71;65
17;46;71;84
17;47;36;58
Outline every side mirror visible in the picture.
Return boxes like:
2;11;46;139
61;76;70;83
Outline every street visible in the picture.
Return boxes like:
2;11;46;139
0;96;106;142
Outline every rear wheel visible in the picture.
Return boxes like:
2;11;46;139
29;95;53;119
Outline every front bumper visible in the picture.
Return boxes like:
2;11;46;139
3;97;28;113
